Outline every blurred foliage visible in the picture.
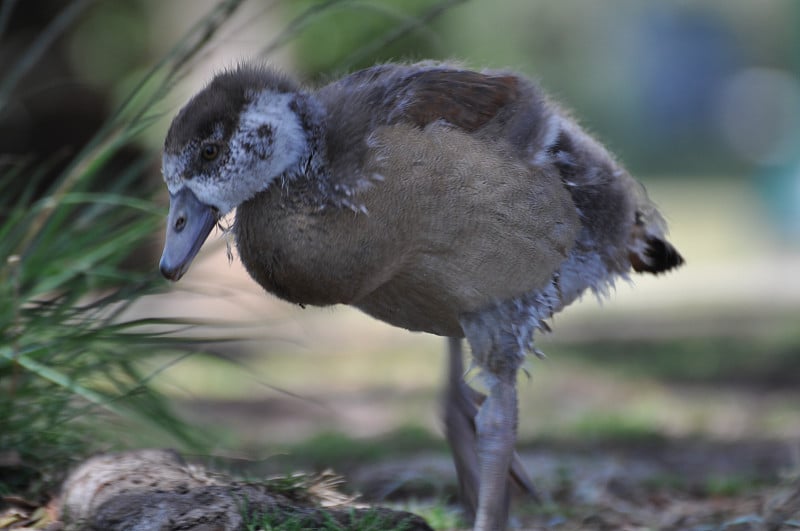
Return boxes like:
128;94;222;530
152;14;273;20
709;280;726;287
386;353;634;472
279;0;465;79
552;332;800;388
7;1;798;180
282;426;446;468
279;0;800;177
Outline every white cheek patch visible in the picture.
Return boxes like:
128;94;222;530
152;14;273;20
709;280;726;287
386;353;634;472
185;173;224;211
163;152;224;212
237;91;307;176
206;90;307;213
162;154;187;195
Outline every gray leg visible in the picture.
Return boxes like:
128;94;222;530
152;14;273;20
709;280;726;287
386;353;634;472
459;311;529;531
444;336;538;529
473;365;518;530
444;337;481;519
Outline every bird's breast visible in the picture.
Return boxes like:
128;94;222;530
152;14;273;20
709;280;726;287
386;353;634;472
234;124;580;336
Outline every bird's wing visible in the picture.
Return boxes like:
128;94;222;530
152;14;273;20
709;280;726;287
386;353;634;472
318;65;529;202
386;69;520;132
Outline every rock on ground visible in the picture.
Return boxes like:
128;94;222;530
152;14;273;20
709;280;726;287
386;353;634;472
58;449;431;531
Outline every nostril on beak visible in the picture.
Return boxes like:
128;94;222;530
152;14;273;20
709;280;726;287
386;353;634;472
174;216;186;232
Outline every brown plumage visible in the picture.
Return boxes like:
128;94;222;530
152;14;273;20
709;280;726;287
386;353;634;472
159;62;683;530
236;121;578;335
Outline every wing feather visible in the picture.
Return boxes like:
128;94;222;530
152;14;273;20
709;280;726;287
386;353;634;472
388;70;520;132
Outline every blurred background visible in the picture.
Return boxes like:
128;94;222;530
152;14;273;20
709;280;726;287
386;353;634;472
2;0;800;522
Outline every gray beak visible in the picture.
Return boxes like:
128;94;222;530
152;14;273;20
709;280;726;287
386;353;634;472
159;187;217;281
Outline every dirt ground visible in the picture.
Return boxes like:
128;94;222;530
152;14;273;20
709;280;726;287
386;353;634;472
349;439;800;530
171;386;800;530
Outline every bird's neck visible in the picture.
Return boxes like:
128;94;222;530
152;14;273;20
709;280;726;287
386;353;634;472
277;92;329;187
274;92;368;211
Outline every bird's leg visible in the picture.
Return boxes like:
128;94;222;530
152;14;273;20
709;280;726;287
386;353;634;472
460;314;526;531
444;338;540;525
474;364;518;530
443;337;481;520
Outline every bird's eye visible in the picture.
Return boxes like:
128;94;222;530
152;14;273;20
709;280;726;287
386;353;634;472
201;143;219;161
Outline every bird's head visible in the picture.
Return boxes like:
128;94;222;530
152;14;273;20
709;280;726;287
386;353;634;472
159;65;308;281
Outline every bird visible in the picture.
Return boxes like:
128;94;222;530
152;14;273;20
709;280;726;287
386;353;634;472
158;61;683;530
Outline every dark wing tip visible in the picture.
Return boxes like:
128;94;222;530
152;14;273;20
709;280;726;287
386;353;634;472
630;236;685;274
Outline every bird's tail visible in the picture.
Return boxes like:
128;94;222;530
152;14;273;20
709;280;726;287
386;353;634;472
627;203;684;274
